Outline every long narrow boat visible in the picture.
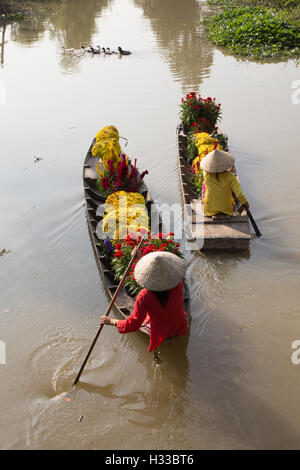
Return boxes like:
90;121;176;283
83;139;151;336
177;123;251;251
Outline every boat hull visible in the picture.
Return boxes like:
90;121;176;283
83;140;150;336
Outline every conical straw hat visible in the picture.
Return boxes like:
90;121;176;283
134;251;185;291
200;149;235;173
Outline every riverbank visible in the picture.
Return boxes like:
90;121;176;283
203;0;300;60
0;0;56;22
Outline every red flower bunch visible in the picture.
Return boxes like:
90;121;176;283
111;232;184;297
97;154;149;197
180;92;222;135
101;177;110;190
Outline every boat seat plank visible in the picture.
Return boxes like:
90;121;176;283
202;223;251;239
115;290;135;311
188;214;249;224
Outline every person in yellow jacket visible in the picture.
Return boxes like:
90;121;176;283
200;149;249;217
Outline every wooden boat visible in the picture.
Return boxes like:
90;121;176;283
83;139;153;336
83;139;190;340
176;123;251;251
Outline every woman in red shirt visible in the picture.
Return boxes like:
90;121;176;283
100;251;188;351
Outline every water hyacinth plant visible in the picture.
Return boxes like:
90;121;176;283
203;4;300;59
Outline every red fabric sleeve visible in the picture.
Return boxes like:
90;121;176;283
178;280;183;298
116;290;148;333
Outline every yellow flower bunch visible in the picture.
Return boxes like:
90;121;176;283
105;191;145;212
102;211;149;240
96;160;104;178
92;138;121;170
192;138;223;176
95;125;119;142
194;132;217;148
102;191;149;239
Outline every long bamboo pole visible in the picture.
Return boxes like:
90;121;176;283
72;235;145;387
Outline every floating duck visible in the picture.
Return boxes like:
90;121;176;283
86;45;95;53
74;46;87;54
91;45;101;54
62;46;75;53
102;47;114;55
79;45;90;52
118;46;132;55
63;46;88;54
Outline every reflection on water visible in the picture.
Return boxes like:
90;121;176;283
9;0;111;72
7;0;215;85
10;0;110;48
1;23;6;66
134;0;214;89
48;0;110;48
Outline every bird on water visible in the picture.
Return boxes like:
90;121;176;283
91;46;101;54
118;46;132;55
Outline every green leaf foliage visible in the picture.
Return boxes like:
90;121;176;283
204;5;300;59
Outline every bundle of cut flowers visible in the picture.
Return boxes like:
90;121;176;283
92;125;121;174
92;125;149;197
97;153;148;198
192;133;223;176
102;191;149;240
92;138;121;172
109;230;184;296
95;125;119;142
180;92;222;134
190;133;222;198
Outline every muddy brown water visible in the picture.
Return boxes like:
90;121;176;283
0;0;300;450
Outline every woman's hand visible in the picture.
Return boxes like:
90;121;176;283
100;316;117;326
132;247;142;260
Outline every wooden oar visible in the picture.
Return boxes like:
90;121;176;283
237;202;261;238
234;187;262;238
245;208;262;238
72;234;145;387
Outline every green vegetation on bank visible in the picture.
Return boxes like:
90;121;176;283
203;0;300;60
0;0;55;22
0;0;24;20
